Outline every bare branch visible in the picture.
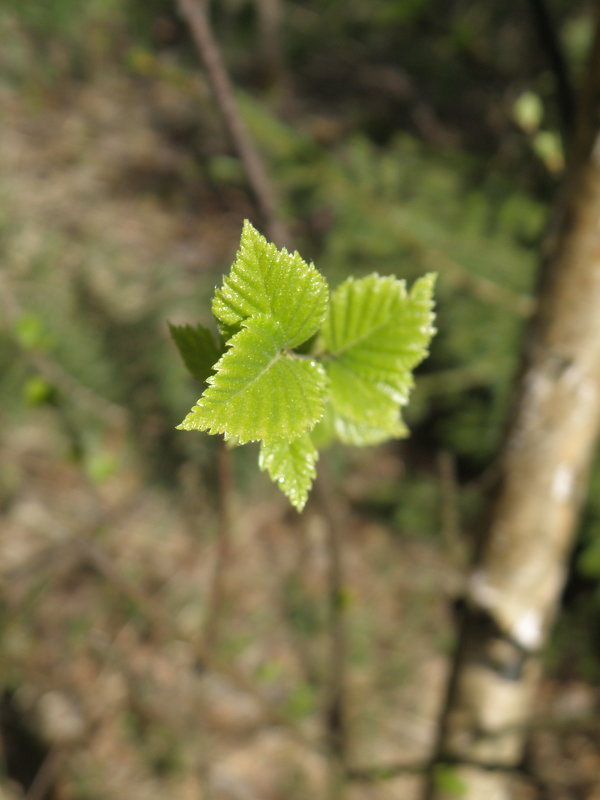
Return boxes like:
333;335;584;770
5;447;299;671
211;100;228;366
24;748;66;800
201;439;233;657
313;458;350;799
177;0;290;247
527;0;575;144
571;7;600;165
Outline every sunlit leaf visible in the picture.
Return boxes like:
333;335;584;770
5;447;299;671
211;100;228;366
259;434;318;511
322;273;436;430
178;316;327;443
176;220;436;511
212;219;328;348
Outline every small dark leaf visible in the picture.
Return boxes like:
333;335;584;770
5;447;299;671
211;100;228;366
168;322;221;383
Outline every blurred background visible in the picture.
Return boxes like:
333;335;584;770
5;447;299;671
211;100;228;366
1;1;599;798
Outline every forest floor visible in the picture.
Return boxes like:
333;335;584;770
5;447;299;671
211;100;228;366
1;62;599;800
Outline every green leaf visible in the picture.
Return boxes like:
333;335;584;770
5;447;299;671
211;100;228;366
174;218;437;512
212;220;328;348
332;412;408;446
324;362;405;429
178;316;328;443
168;322;221;383
259;434;318;511
322;273;436;430
311;401;408;448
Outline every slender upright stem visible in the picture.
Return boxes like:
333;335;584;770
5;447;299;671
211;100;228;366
527;0;575;144
326;512;346;761
314;459;349;798
437;449;466;570
24;747;64;800
570;7;600;166
201;439;233;659
255;0;286;92
177;0;290;247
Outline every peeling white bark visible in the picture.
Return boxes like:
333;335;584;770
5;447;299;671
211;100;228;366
513;610;542;650
426;21;600;798
551;465;574;501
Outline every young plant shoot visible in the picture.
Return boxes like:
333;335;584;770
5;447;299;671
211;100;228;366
171;220;436;510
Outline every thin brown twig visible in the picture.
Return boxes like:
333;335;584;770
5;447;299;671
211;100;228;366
177;0;290;247
313;457;349;799
201;438;233;659
24;746;65;800
254;0;286;92
168;11;353;782
527;0;575;144
437;450;467;571
257;515;321;687
571;6;600;165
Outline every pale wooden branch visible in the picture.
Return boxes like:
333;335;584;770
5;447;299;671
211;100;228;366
177;0;289;247
424;14;600;798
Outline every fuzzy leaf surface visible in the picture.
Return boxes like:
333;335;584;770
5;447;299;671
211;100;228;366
168;322;220;383
259;434;318;511
178;316;327;443
212;220;328;348
323;273;436;429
